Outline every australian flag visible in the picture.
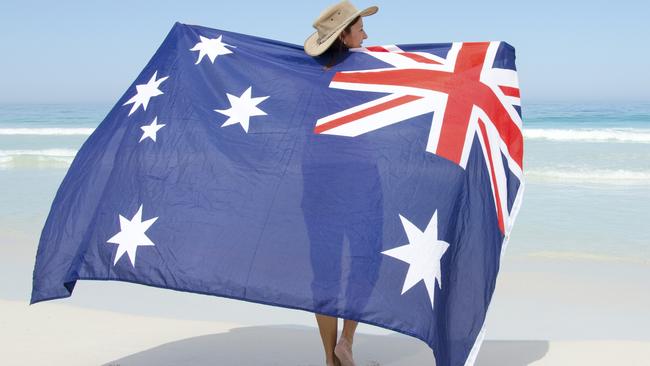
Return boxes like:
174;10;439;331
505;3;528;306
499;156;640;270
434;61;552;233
31;22;524;366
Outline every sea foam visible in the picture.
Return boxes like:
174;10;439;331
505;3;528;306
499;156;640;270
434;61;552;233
0;149;77;168
524;128;650;143
0;128;94;136
525;168;650;184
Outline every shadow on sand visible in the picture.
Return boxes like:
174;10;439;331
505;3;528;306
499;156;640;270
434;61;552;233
105;325;549;366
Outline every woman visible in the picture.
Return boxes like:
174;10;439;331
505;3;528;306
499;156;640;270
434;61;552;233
304;1;377;69
303;2;379;366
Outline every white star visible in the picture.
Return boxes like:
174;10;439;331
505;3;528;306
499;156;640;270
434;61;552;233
190;35;235;64
215;86;269;133
107;205;158;267
382;211;450;309
123;71;169;116
139;116;165;142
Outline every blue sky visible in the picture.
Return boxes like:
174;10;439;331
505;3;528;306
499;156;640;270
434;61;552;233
1;0;648;103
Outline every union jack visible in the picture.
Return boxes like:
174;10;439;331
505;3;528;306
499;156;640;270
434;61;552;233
314;42;524;234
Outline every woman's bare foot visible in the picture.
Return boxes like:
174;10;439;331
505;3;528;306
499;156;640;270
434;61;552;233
326;352;343;366
326;357;342;366
334;336;355;366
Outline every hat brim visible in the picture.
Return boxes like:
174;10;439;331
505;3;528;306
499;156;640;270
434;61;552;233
304;6;378;57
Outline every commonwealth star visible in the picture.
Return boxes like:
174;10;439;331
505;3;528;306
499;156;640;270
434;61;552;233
107;205;158;267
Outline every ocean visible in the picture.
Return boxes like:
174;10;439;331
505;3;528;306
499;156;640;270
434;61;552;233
1;102;649;263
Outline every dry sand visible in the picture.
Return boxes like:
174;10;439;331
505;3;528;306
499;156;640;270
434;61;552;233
2;298;649;366
0;299;237;366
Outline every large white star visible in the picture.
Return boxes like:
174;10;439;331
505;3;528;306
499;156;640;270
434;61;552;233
139;116;165;142
382;211;450;308
214;86;269;133
123;71;169;116
190;35;235;64
107;205;158;267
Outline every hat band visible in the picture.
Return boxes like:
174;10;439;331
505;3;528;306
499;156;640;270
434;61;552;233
315;19;349;45
317;32;334;45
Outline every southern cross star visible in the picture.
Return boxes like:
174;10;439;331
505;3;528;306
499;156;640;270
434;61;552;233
214;86;269;133
123;71;169;116
190;35;235;64
139;116;165;142
107;205;158;267
382;210;450;309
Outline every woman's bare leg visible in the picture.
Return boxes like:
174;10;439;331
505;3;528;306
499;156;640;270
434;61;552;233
315;313;339;365
340;319;358;344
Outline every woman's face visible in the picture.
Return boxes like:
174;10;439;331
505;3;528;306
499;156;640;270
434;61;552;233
341;18;367;48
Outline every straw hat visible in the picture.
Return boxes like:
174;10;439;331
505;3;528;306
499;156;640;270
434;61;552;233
304;1;378;56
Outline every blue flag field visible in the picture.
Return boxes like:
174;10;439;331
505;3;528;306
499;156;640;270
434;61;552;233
31;22;524;366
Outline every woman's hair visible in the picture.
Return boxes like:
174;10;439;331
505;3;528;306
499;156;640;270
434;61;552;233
322;16;361;69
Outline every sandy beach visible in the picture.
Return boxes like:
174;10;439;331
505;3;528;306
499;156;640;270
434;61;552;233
4;215;650;365
3;207;650;365
0;299;238;366
3;252;650;366
2;297;650;366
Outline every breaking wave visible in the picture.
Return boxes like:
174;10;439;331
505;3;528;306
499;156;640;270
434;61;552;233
524;128;650;143
0;128;94;136
525;168;650;184
0;149;77;169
